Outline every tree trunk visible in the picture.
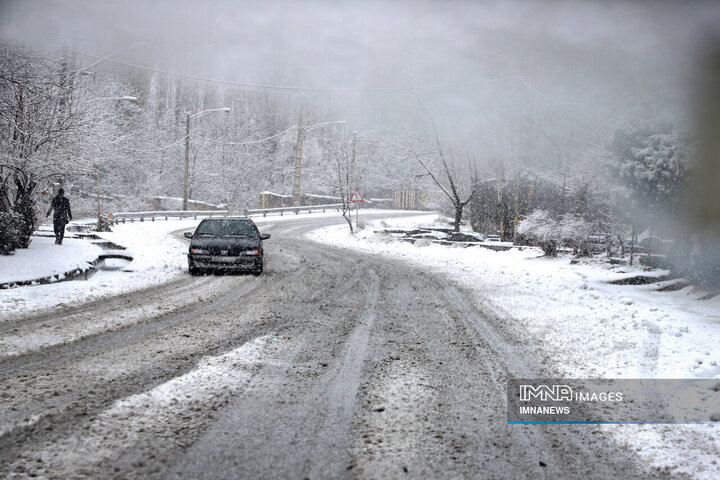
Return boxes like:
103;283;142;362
513;174;519;243
496;176;503;237
342;205;354;234
454;203;463;232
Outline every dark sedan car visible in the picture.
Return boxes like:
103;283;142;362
184;217;270;275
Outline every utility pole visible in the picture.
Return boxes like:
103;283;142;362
96;164;101;231
292;107;305;206
513;173;519;244
183;112;190;211
561;168;567;215
496;161;504;239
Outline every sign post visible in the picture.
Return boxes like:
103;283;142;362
349;188;365;229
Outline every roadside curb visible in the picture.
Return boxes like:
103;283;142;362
0;257;105;289
0;235;132;290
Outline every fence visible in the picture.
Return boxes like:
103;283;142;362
244;203;344;217
110;204;345;224
109;210;228;224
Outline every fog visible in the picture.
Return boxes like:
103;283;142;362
2;0;717;143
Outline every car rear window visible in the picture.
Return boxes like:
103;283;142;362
195;220;257;236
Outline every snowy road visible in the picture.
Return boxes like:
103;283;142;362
0;214;677;479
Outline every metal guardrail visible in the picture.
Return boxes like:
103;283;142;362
110;210;228;224
109;204;344;224
244;203;344;217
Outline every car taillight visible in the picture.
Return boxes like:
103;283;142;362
190;248;206;254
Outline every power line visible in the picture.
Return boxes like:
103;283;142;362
113;134;188;152
78;52;439;93
77;51;598;104
77;42;146;74
515;76;596;106
117;119;347;151
195;124;298;145
114;123;299;152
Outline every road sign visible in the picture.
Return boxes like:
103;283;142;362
349;189;365;203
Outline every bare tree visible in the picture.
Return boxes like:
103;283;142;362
414;125;477;232
323;136;355;233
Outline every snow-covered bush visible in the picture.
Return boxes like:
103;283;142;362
0;212;22;255
12;186;37;248
518;210;558;255
96;214;113;233
468;175;567;240
519;209;594;256
558;214;593;256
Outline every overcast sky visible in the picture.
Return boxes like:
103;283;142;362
2;0;719;155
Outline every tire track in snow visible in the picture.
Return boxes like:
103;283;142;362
0;277;220;359
4;335;281;480
302;268;381;479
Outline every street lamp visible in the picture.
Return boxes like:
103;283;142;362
184;108;231;211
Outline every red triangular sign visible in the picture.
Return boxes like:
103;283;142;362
349;189;365;202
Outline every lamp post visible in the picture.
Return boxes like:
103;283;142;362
183;108;231;211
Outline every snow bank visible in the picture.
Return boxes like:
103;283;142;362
0;219;199;319
0;236;104;285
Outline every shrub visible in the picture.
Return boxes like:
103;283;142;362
519;209;593;257
0;212;23;255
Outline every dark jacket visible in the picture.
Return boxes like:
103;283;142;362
47;195;72;223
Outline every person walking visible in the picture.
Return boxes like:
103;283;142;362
46;188;72;245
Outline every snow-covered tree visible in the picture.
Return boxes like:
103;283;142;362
0;45;93;251
610;119;690;232
517;209;558;255
518;209;594;256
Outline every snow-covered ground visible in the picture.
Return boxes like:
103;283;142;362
0;218;198;319
307;214;720;479
308;214;720;379
0;235;104;286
